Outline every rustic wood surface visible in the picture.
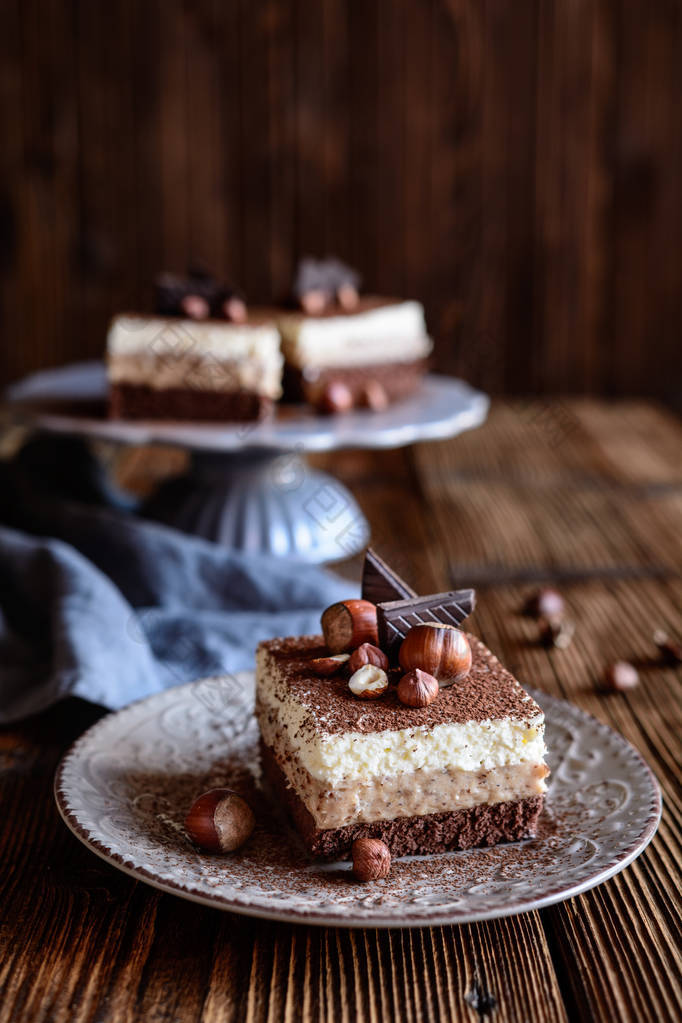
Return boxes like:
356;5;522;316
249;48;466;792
2;1;682;404
1;400;681;1022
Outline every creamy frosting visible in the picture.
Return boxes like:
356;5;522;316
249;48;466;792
107;315;283;398
256;648;546;787
277;301;433;369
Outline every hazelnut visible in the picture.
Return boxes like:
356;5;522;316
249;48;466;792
602;661;639;691
360;380;389;412
349;642;389;673
397;668;439;708
539;616;575;650
523;588;565;620
319;380;354;414
185;788;255;853
223;296;248;323
180;294;210;320
653;629;682;666
301;289;328;315
399;623;472;686
321;599;379;653
309;653;351;676
348;664;389;700
337;283;360;310
351;838;391;882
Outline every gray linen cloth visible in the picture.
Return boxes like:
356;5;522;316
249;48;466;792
0;436;354;723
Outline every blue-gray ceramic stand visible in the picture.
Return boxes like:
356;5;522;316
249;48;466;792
5;363;489;562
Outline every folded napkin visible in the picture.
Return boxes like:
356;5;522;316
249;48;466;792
0;435;355;723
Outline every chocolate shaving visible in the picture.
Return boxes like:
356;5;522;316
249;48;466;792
377;590;476;659
361;548;417;605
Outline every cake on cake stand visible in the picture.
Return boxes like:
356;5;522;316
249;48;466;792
5;362;489;562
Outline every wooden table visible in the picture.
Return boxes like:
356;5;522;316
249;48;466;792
1;401;681;1022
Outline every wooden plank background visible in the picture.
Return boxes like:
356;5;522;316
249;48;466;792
1;0;681;403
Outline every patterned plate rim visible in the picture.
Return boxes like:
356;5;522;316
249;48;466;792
54;677;662;928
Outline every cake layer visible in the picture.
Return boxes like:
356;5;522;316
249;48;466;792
277;298;432;370
262;743;544;858
255;636;546;787
109;383;273;422
260;722;548;828
283;359;428;407
107;314;283;398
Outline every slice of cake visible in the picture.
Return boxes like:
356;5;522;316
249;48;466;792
255;553;548;859
107;312;283;422
278;297;432;412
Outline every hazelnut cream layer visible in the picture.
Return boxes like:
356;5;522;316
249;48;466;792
107;314;283;398
255;636;547;791
276;299;433;370
259;708;548;829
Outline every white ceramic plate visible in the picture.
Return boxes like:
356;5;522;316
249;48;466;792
55;673;661;928
7;362;489;453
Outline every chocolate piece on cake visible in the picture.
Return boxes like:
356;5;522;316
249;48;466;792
377;589;476;660
255;634;548;859
361;548;417;605
107;311;282;422
278;297;432;412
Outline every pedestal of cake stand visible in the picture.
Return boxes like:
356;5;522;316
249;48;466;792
141;449;370;563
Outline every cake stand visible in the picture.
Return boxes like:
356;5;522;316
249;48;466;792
5;362;489;562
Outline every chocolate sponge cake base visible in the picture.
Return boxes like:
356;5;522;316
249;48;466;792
109;383;272;422
283;358;429;408
261;742;544;860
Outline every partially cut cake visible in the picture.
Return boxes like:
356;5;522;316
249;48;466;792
107;313;283;421
256;634;548;858
278;297;432;411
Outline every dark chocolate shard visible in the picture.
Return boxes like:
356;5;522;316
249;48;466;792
361;548;417;605
377;589;476;659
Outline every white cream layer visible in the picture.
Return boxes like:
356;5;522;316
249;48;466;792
277;301;433;369
107;315;283;398
255;651;546;787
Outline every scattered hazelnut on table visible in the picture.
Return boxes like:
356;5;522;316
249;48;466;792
539;616;575;650
397;669;439;708
348;664;389;700
523;587;565;620
601;661;639;692
318;380;354;414
309;653;350;676
185;788;255;853
399;623;472;686
351;838;391;882
349;642;389;673
321;599;379;653
653;630;682;666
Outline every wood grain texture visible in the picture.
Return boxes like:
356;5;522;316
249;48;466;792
1;1;682;405
1;400;681;1022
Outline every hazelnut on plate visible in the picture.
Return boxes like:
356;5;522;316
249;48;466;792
185;789;255;853
351;838;391;882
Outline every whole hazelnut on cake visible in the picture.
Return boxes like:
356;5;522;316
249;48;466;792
399;623;472;686
349;643;389;673
397;668;439;708
321;599;379;653
185;788;255;853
